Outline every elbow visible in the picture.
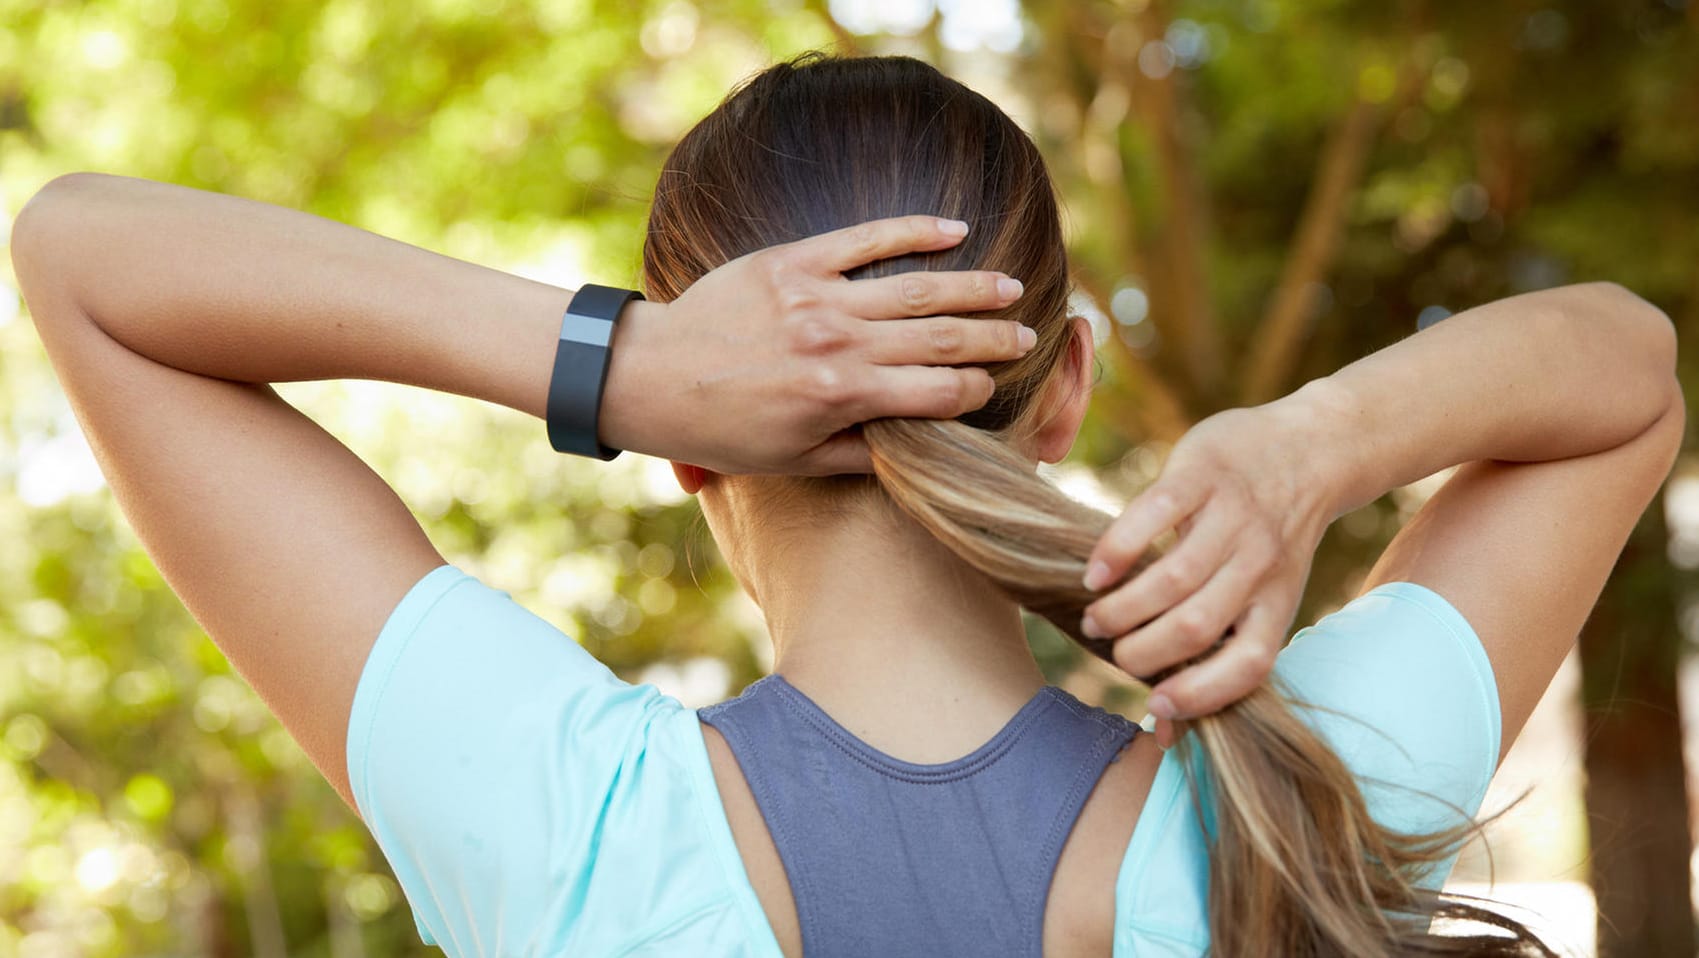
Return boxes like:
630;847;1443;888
13;172;98;242
13;171;109;245
9;180;53;285
1577;281;1678;378
9;173;110;320
1664;369;1686;432
1581;282;1685;441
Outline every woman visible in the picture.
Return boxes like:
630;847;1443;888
10;53;1682;957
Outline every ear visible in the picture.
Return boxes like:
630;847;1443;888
1031;316;1095;464
671;461;710;495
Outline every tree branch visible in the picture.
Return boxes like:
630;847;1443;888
922;6;947;66
1241;53;1426;405
1113;0;1225;401
1023;2;1192;444
1240;96;1381;405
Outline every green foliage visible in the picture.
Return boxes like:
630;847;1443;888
1;0;1696;954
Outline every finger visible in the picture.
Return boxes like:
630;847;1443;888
1108;551;1263;680
792;216;972;274
864;317;1034;367
1083;503;1234;640
794;430;874;476
1084;481;1208;592
1155;717;1179;750
848;365;996;421
1150;602;1285;719
841;269;1022;319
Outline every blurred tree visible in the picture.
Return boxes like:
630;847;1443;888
1009;3;1699;954
0;0;1695;954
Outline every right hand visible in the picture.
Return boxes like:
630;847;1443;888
1080;398;1339;743
601;215;1035;476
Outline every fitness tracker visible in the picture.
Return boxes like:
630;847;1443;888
546;284;643;460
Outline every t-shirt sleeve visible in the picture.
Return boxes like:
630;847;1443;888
345;565;734;955
1272;581;1503;887
1114;581;1504;956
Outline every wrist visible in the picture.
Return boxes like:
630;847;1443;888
1268;377;1381;524
596;297;664;458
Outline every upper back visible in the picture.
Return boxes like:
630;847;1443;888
699;676;1142;958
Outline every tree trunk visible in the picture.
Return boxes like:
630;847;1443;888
1579;504;1694;957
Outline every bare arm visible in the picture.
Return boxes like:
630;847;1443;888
1306;281;1678;513
1084;282;1681;755
1311;284;1682;757
9;172;1031;807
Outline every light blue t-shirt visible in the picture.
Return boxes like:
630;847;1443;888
347;566;1501;956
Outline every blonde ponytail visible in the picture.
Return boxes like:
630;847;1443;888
866;416;1554;957
865;417;1114;656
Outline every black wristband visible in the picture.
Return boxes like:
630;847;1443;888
546;284;643;460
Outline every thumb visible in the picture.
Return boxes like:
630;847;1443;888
1155;717;1178;750
798;431;874;476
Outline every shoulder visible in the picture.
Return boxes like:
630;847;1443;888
350;566;778;954
1273;581;1501;835
1111;583;1501;954
1112;750;1210;956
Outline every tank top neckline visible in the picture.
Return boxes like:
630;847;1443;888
754;673;1072;784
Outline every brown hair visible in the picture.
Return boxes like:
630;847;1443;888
642;53;1550;957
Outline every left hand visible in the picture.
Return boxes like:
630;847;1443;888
600;215;1033;475
1079;403;1335;746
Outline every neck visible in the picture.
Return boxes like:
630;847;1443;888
745;501;1048;763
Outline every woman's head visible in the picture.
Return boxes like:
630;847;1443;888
643;53;1073;435
642;53;1107;643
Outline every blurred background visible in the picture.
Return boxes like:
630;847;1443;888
1;0;1697;955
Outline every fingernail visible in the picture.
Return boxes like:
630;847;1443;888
939;219;970;237
1017;325;1037;351
1082;560;1111;591
1080;612;1103;639
1147;693;1176;721
997;277;1024;300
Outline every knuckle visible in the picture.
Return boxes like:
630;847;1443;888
900;275;934;312
808;364;852;405
1147;492;1178;519
789;316;849;356
1001;321;1024;353
1109;522;1145;553
1177;607;1214;641
1252;539;1281;572
849;223;881;260
933;375;968;411
777;283;820;314
1159;559;1195;591
968;272;990;303
927;321;965;358
1238;643;1276;679
1112;639;1145;677
1181;631;1221;659
764;254;798;288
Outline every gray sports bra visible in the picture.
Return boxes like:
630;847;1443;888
698;675;1141;957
